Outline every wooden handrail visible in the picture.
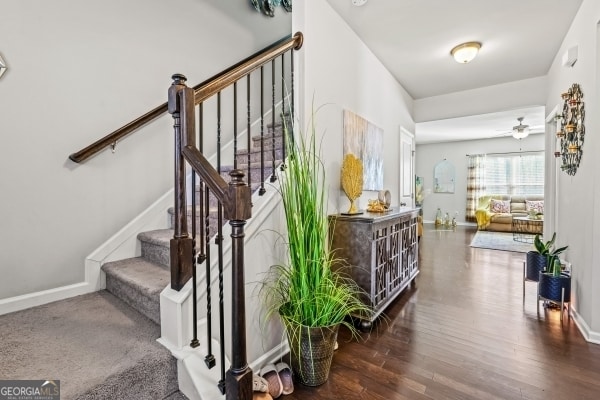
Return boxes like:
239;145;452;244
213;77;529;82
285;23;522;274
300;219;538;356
69;32;304;163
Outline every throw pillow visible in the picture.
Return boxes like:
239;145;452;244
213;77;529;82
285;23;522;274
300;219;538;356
526;200;544;214
490;199;510;213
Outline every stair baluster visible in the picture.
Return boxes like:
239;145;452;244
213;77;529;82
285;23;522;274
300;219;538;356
280;53;286;171
270;59;277;183
259;66;266;195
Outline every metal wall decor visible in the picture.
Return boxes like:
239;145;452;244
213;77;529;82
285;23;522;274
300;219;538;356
556;83;585;176
250;0;292;17
0;53;7;80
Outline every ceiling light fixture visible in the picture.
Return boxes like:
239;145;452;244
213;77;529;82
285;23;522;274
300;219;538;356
512;117;530;139
352;0;368;6
450;41;481;64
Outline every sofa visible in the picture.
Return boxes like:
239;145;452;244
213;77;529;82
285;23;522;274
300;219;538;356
475;195;544;232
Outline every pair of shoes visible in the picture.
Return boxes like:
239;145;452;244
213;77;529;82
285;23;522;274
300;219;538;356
260;364;282;398
253;373;269;393
276;362;294;395
260;362;294;398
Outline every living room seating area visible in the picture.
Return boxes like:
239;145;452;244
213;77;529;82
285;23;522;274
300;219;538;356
475;194;544;233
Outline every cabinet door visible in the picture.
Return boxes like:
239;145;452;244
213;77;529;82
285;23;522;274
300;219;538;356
373;226;388;308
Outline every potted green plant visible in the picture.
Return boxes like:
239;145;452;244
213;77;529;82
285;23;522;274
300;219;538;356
262;112;371;386
525;233;567;281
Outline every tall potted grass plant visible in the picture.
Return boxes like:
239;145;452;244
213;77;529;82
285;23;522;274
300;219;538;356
262;110;370;386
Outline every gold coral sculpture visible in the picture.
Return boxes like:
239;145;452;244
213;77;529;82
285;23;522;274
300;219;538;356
341;153;364;215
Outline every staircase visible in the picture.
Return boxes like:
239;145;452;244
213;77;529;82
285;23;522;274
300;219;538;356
63;32;303;400
99;121;286;399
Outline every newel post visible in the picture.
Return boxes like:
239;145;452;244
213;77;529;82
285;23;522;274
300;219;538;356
168;74;194;290
224;169;253;400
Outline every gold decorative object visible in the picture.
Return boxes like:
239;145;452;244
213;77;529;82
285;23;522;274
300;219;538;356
366;199;388;213
341;153;363;215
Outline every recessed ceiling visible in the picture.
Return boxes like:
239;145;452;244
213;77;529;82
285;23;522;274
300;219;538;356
325;0;583;143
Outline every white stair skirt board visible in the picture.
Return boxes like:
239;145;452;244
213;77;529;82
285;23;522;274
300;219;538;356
159;318;290;400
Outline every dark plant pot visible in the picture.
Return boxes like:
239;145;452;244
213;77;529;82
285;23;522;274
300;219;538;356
539;273;571;303
283;318;339;386
526;251;546;281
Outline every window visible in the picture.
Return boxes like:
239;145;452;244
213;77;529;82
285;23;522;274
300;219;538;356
484;152;544;195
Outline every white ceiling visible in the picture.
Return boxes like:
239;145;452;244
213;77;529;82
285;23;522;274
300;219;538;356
326;0;583;143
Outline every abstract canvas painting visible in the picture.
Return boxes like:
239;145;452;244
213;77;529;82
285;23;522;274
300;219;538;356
343;110;384;190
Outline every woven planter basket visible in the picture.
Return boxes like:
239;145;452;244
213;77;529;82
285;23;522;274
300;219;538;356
539;273;571;303
283;320;339;387
526;251;547;281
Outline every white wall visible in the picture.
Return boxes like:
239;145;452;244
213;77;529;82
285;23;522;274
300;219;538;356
544;0;600;340
295;1;415;214
0;0;291;299
413;76;547;123
416;134;545;223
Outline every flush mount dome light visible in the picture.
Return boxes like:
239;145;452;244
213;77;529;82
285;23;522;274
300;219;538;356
352;0;368;6
450;41;481;64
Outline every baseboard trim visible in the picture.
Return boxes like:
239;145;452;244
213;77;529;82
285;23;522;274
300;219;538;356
571;307;600;344
0;282;93;315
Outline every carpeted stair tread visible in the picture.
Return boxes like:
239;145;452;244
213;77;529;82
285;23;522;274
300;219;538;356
0;291;178;400
102;257;169;324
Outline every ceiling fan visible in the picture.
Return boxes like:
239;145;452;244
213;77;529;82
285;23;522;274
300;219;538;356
493;117;543;139
511;117;530;139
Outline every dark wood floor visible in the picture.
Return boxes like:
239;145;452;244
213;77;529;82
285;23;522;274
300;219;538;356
282;226;600;400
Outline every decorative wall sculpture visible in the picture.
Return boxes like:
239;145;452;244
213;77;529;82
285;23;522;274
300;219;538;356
341;153;364;215
343;110;384;191
250;0;291;17
556;83;585;176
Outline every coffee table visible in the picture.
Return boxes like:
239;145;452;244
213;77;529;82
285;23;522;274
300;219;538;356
512;216;543;243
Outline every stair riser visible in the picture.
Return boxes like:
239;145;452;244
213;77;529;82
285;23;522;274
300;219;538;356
141;240;171;269
168;210;221;237
236;147;284;164
104;273;161;325
251;135;285;150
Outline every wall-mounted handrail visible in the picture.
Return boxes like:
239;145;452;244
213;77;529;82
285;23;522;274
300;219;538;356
68;32;303;163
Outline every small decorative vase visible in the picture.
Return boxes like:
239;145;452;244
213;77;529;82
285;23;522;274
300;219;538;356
435;208;442;225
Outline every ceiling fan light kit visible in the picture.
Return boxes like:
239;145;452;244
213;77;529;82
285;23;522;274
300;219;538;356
450;41;481;64
512;117;530;139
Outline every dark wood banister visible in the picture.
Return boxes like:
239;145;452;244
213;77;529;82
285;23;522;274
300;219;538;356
69;32;304;163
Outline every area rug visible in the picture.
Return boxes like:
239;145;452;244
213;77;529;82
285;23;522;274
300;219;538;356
469;231;535;253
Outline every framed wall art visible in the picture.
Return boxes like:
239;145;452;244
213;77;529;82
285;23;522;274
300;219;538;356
343;110;384;191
